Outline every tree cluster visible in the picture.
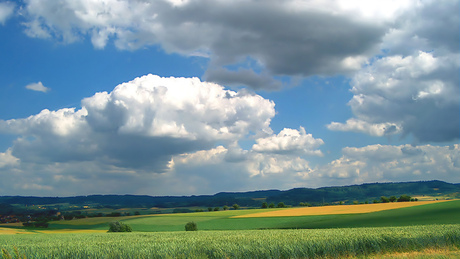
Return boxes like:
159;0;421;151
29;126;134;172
108;221;132;232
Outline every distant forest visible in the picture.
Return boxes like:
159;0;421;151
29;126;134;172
1;180;459;209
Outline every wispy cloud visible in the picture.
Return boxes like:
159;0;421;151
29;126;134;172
0;2;15;25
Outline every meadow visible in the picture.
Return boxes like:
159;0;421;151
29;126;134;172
1;225;459;258
1;200;459;258
36;199;459;232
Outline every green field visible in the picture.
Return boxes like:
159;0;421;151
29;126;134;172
1;200;459;258
2;225;460;258
39;199;460;232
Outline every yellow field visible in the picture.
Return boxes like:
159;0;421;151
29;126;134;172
0;227;32;235
0;227;106;235
233;200;450;218
34;229;107;234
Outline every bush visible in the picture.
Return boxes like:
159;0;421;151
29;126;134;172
397;195;412;202
380;196;390;203
185;221;198;231
108;221;132;232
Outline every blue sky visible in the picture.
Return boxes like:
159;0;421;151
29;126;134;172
0;0;458;196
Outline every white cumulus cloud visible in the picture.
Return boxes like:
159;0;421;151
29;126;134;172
329;51;459;142
318;144;460;185
252;127;324;156
328;0;459;143
0;74;275;171
17;0;406;89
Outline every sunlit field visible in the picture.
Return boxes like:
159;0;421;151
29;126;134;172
233;200;449;218
1;225;459;258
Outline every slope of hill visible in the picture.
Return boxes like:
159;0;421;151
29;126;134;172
0;180;458;209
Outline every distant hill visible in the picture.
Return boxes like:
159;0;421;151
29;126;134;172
1;180;458;209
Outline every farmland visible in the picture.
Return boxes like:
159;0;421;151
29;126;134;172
38;199;459;232
1;225;460;258
233;200;449;218
1;200;459;258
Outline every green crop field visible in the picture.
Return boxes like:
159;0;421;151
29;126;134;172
2;225;460;258
37;199;460;232
1;200;459;258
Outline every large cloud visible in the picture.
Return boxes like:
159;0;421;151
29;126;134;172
328;0;459;142
18;0;396;89
318;144;460;186
328;51;459;142
0;75;275;171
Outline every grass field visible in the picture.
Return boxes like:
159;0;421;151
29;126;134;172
111;199;460;232
1;200;459;258
1;225;459;258
1;200;458;233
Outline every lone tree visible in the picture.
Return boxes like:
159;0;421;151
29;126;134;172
108;221;132;232
233;204;240;210
261;202;268;208
185;221;198;231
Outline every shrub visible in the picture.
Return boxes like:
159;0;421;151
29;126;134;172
185;221;198;231
398;195;412;202
108;221;132;232
380;196;390;203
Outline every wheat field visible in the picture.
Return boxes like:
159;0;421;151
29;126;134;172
233;200;449;218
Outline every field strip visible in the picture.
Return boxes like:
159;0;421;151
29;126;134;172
232;200;453;218
34;229;107;234
0;227;32;235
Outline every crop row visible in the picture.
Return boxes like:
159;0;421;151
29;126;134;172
1;224;459;258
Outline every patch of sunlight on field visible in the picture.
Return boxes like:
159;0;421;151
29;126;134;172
0;227;32;235
233;200;452;218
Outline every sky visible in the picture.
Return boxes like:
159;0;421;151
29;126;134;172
0;0;458;197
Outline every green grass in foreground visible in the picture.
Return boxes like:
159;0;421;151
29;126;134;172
1;224;459;258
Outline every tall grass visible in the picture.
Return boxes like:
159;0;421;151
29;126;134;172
1;224;459;258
